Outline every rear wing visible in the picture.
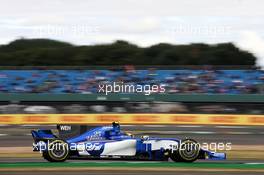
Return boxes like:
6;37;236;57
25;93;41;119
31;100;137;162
31;130;57;142
32;125;96;142
57;124;93;140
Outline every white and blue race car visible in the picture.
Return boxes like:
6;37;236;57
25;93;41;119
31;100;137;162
31;122;226;162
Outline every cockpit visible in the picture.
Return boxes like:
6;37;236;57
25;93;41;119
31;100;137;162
67;122;133;143
104;122;133;140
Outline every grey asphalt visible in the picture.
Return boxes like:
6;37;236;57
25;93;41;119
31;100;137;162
0;157;262;163
0;158;263;175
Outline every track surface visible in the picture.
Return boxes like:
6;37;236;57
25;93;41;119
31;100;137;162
0;161;264;175
0;157;263;163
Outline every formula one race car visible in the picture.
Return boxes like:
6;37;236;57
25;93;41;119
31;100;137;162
31;122;226;162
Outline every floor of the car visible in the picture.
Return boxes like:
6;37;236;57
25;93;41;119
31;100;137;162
68;155;168;161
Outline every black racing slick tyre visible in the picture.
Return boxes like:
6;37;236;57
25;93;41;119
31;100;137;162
43;140;69;162
170;139;200;162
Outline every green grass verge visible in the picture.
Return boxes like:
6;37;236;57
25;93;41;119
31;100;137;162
0;162;264;169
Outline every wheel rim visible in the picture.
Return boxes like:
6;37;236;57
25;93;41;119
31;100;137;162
48;140;68;160
179;140;200;161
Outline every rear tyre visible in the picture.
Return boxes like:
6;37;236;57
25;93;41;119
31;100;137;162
43;140;69;162
170;139;200;162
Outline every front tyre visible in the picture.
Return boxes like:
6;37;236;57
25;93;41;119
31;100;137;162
170;139;200;162
43;140;69;162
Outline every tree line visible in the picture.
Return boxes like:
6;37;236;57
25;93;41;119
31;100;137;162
0;38;256;66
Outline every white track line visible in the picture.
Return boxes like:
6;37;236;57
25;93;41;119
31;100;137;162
215;126;250;129
137;130;258;135
192;131;215;134
0;134;8;136
177;125;203;128
143;125;167;127
144;131;216;134
223;132;252;135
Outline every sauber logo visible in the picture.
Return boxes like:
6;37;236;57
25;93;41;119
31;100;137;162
85;143;103;151
86;131;102;140
59;125;72;131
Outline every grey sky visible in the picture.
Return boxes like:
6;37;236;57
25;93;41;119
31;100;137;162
0;0;264;66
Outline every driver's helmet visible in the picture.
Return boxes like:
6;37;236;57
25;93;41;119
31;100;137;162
112;121;119;127
112;122;120;132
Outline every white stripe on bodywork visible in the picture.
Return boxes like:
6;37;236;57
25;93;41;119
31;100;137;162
143;140;178;151
78;139;137;156
102;139;137;156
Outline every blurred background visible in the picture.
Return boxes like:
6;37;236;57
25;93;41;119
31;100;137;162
1;1;264;174
0;66;264;115
0;39;263;157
